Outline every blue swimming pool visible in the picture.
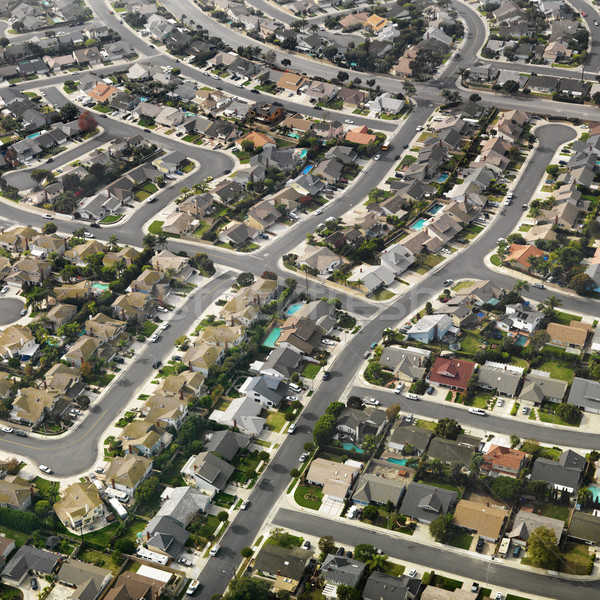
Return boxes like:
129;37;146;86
302;165;314;174
411;218;428;231
27;132;41;139
286;303;304;316
263;327;282;348
299;149;308;159
428;203;444;215
589;485;600;502
437;173;450;183
514;334;528;347
342;443;365;454
386;457;408;466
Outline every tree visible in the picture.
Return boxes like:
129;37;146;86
570;273;595;294
425;301;433;315
319;535;336;556
60;102;80;122
435;417;461;440
353;544;377;562
362;505;379;522
31;169;51;185
34;500;52;518
367;553;388;572
227;577;271;600
429;514;454;543
217;510;228;522
78;110;97;133
528;330;550;356
114;539;136;555
326;401;344;417
545;164;560;177
337;70;349;82
469;93;481;102
336;585;360;600
241;547;253;558
526;526;560;569
290;468;300;477
555;403;581;424
313;414;336;446
42;222;57;234
503;80;519;94
510;435;520;448
237;272;254;287
385;403;401;422
134;475;160;505
512;280;529;294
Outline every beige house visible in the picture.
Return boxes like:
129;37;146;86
64;240;107;266
305;458;360;502
182;342;222;375
64;336;102;368
0;478;33;511
157;371;205;399
112;293;155;322
0;325;37;359
150;250;193;280
546;321;589;351
452;499;509;542
103;247;140;268
45;363;82;395
104;455;153;497
161;211;197;236
120;420;172;458
54;281;92;302
85;313;127;342
54;482;105;531
198;324;246;349
45;304;78;331
10;387;63;426
140;394;189;430
220;296;259;327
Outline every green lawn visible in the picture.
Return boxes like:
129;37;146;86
265;411;287;432
302;363;321;379
94;104;112;114
148;221;164;234
410;254;445;275
266;532;302;549
506;596;533;600
448;530;473;550
452;280;475;292
372;289;395;300
535;360;574;381
141;321;158;337
82;522;119;545
560;542;593;575
135;189;151;201
189;514;221;544
34;476;59;500
470;392;492;409
100;214;121;223
459;331;485;355
553;311;582;326
417;478;461;493
381;561;405;577
416;419;436;431
78;548;122;574
539;503;570;523
490;254;501;266
294;484;323;510
464;224;483;240
0;526;30;547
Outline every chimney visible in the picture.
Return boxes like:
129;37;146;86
111;478;115;489
128;444;133;454
233;419;237;429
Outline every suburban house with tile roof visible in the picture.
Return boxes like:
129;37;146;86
54;482;105;531
453;499;509;542
429;357;476;391
480;445;528;478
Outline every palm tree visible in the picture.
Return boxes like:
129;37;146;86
309;23;319;34
164;267;177;282
156;232;169;250
193;182;209;194
540;294;562;316
108;234;119;251
402;81;416;97
383;328;396;345
367;553;388;572
512;280;528;294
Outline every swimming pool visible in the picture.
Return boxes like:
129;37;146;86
299;149;308;159
428;203;444;215
301;165;314;174
286;303;304;316
436;173;449;183
514;334;528;347
589;485;600;502
263;327;282;348
92;282;109;291
386;457;408;466
411;218;428;231
27;132;41;139
342;443;365;454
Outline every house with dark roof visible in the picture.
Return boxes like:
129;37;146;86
530;450;586;493
320;555;366;589
400;482;457;524
252;545;312;594
519;370;568;406
336;406;386;443
388;424;433;456
239;375;288;408
379;347;430;382
426;437;476;466
2;546;61;583
141;515;189;557
181;452;234;496
204;430;250;462
509;509;564;547
568;512;600;545
352;473;406;508
567;377;600;414
477;361;524;397
363;572;420;600
260;347;302;380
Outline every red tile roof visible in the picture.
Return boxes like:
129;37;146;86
429;357;476;391
481;445;527;475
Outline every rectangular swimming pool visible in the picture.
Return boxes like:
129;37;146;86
263;327;282;348
428;203;443;215
411;218;428;231
301;165;314;175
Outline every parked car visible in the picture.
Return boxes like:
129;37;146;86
406;393;419;400
532;283;545;289
476;538;484;552
427;386;434;395
14;430;27;437
149;332;160;343
513;545;521;558
301;540;311;550
178;557;192;566
186;580;200;595
1;427;13;433
209;544;221;557
39;465;53;474
471;582;479;593
364;397;380;405
443;279;453;287
288;423;296;434
240;500;249;510
408;569;417;578
299;452;309;462
31;579;38;590
114;357;125;364
20;308;27;316
322;371;331;381
336;546;345;556
497;398;504;407
394;383;403;394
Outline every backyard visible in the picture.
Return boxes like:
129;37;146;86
535;360;574;382
560;542;593;575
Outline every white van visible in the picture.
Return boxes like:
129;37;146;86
289;383;302;393
468;407;486;416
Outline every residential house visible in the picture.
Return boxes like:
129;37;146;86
320;555;366;590
104;455;153;498
0;478;33;511
151;250;193;280
477;361;524;397
531;449;586;493
0;325;37;360
352;473;407;508
183;343;222;376
221;222;259;248
112;292;155;322
497;303;544;334
239;375;288;408
406;314;453;344
181;452;234;496
208;395;265;436
248;102;285;124
452;499;509;542
152;151;186;173
288;173;326;196
278;316;325;355
54;482;104;531
161;211;196;236
345;125;376;145
102;573;164;600
567;512;600;545
54;281;92;302
203;430;250;462
509;509;564;547
141;515;189;558
247;200;281;231
480;445;527;478
85;313;126;343
546;322;589;351
567;377;600;414
426;436;477;466
519;370;568;406
252;545;312;595
379;346;430;382
120;420;172;457
55;561;112;600
297;246;341;276
336;406;386;443
363;572;420;600
400;482;457;524
388;425;434;456
2;546;61;583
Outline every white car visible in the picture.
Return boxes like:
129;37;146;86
314;208;323;215
322;339;335;346
374;155;381;160
408;569;417;577
186;580;200;595
364;397;380;406
406;393;419;400
0;286;8;294
83;232;94;238
416;125;423;131
495;594;503;600
443;279;454;286
236;83;243;88
149;333;160;343
1;427;13;433
394;383;403;394
43;213;53;219
39;465;53;474
240;500;249;510
344;119;354;124
211;74;220;80
497;398;504;407
40;91;46;96
299;452;309;462
156;306;168;312
209;544;221;557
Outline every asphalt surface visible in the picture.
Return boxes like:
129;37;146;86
273;509;596;600
0;297;26;326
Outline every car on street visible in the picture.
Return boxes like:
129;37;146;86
394;383;403;394
406;393;419;400
288;423;296;434
408;569;417;577
582;10;587;16
1;427;13;433
344;119;354;124
156;306;168;312
14;430;27;437
209;544;221;557
595;20;599;25
149;332;160;343
20;308;27;316
83;232;94;238
443;279;453;287
374;154;381;160
90;222;100;228
178;558;192;566
299;452;309;462
205;176;213;182
186;580;200;595
39;465;53;474
416;125;423;131
522;204;528;211
43;213;53;219
532;283;545;289
322;371;331;380
240;500;249;510
370;342;378;349
314;208;323;215
364;397;380;405
497;238;506;245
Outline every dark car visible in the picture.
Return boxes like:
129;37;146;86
14;430;27;437
476;538;484;553
250;89;260;94
114;357;125;364
336;547;345;556
144;128;151;132
31;579;38;590
427;386;434;395
173;355;182;361
89;222;100;228
314;106;322;111
513;545;521;558
46;158;53;163
322;371;331;381
223;169;231;174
